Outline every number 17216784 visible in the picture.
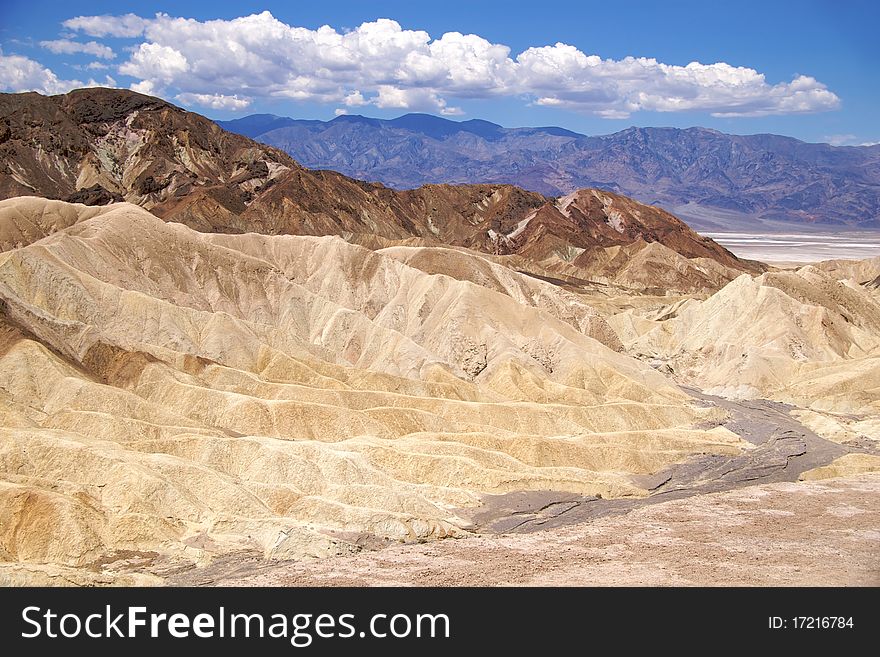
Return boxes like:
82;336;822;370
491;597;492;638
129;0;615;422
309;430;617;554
769;617;854;630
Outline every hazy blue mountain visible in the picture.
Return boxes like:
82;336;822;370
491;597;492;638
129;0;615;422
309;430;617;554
218;113;880;229
217;113;304;138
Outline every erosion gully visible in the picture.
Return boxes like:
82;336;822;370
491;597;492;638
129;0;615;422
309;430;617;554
465;386;869;533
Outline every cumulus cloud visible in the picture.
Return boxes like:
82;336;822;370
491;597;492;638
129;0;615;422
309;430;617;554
176;92;252;111
823;134;858;146
90;75;117;89
53;11;840;118
375;86;463;115
40;39;115;60
517;46;840;117
822;134;878;148
343;91;367;107
0;52;83;94
62;13;151;38
119;42;188;80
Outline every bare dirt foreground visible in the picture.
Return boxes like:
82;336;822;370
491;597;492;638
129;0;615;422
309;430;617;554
171;474;880;587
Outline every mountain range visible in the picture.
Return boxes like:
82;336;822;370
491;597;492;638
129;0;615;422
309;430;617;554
0;88;759;293
218;113;880;230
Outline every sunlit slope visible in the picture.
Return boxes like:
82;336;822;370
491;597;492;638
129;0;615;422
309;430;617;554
627;265;880;446
0;198;741;583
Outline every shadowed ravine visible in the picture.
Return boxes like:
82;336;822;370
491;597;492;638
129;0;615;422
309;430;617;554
460;387;858;534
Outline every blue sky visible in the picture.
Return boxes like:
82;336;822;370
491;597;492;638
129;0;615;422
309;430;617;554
1;0;877;144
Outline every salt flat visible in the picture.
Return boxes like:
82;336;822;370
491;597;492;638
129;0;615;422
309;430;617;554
706;231;880;265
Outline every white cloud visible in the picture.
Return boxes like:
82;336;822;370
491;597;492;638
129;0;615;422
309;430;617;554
823;134;858;146
83;75;117;89
129;79;157;95
62;13;151;38
86;61;109;70
517;47;839;117
119;42;188;80
0;52;83;94
822;134;879;148
55;11;843;118
40;39;115;60
176;92;252;111
343;91;367;107
334;108;349;116
375;85;462;115
420;31;515;94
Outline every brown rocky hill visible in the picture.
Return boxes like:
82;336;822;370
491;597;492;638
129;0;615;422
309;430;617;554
0;88;760;291
0;88;297;210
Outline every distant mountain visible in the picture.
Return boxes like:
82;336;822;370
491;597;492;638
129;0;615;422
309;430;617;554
0;89;759;292
217;113;304;137
218;113;880;229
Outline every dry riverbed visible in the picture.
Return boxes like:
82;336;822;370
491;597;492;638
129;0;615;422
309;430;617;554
172;474;880;587
167;388;880;587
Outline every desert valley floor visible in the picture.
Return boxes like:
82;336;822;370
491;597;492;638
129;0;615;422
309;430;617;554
707;231;880;266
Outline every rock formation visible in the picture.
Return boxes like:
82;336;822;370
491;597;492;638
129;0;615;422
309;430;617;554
0;197;747;584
